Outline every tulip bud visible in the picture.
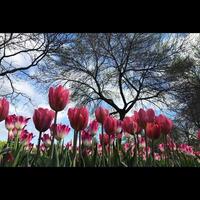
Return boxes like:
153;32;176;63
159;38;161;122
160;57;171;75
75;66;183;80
20;130;33;145
99;133;114;145
50;124;70;141
158;143;165;152
39;143;46;153
138;109;148;128
156;114;173;135
99;133;109;145
41;133;52;147
65;141;72;150
12;127;19;136
146;122;161;140
49;85;70;112
5;114;16;130
68;106;89;131
95;107;109;124
8;130;14;141
122;117;141;134
33;108;55;132
146;108;155;123
154;153;161;161
88;120;99;136
104;116;117;135
0;97;9;122
15;116;30;130
81;130;92;147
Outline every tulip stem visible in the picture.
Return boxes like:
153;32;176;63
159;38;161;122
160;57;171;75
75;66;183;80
14;131;20;151
136;134;139;151
164;134;168;166
35;131;42;164
133;133;138;166
79;131;82;166
6;133;10;147
101;123;105;166
108;134;111;166
50;111;58;159
151;139;154;166
58;139;62;155
144;130;148;165
72;130;78;166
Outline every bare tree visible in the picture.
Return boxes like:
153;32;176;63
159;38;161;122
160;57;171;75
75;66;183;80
38;33;187;120
0;33;69;103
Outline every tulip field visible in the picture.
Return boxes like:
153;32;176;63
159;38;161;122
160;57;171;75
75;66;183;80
0;85;200;167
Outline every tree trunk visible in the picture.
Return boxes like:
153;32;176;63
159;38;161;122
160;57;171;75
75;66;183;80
119;111;126;120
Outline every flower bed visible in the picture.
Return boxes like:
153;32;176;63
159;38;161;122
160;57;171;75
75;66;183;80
0;85;199;167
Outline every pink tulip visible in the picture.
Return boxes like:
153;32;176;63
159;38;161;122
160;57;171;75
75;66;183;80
5;114;16;130
117;133;122;140
65;141;72;150
133;108;156;128
0;97;9;122
104;116;117;135
95;107;109;124
178;144;194;156
124;143;131;152
138;109;148;128
146;122;161;140
39;143;46;153
194;151;200;156
68;106;89;131
133;109;147;128
167;141;176;151
49;85;70;112
156;114;173;135
97;144;102;155
20;130;33;145
132;111;140;124
140;146;151;160
8;130;14;141
24;143;34;151
33;108;55;132
99;133;114;145
146;108;155;123
41;133;52;147
15;116;30;130
154;153;161;161
158;143;165;152
89;120;99;136
5;114;30;131
81;130;92;146
12;127;18;136
122;117;141;134
138;136;146;148
50;124;70;141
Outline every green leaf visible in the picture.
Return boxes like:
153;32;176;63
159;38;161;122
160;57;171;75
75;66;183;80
12;143;25;167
